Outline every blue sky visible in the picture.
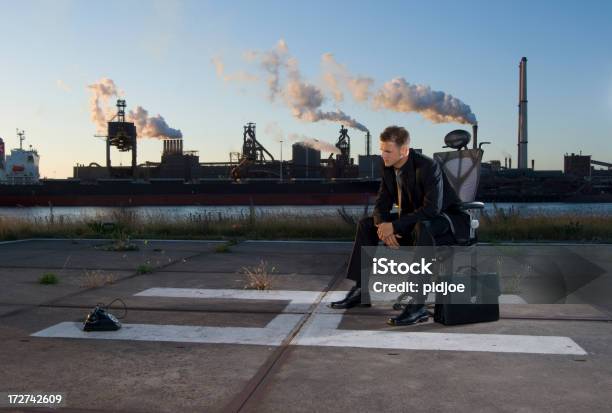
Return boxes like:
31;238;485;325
0;0;611;178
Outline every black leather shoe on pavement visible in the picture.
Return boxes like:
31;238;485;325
386;304;429;326
329;286;370;309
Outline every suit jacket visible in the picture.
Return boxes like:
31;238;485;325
373;148;466;236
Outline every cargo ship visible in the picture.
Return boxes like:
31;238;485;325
1;100;611;207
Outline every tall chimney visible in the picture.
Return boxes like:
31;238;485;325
531;159;534;170
106;138;111;169
504;158;508;169
509;157;512;169
517;57;528;169
472;123;478;149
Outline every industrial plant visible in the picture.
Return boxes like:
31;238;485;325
1;57;612;206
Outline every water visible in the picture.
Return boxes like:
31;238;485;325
1;203;611;221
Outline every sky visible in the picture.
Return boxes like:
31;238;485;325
0;0;611;178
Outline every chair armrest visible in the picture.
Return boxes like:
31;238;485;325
459;201;485;210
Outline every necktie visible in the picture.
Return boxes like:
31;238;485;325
395;169;402;217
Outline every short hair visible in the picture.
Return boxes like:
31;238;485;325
380;126;410;146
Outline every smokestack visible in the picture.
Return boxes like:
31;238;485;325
504;158;508;169
509;157;512;169
365;131;371;156
472;123;478;149
517;57;528;169
106;138;111;169
531;159;534;170
0;137;5;170
132;134;137;176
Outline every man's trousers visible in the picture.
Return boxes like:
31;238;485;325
346;214;455;293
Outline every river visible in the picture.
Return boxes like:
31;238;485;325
1;203;612;221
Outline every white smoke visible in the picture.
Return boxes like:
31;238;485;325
221;40;369;132
242;39;289;101
321;53;373;103
372;77;477;125
264;122;285;142
127;106;182;139
288;133;340;154
211;56;258;83
284;56;369;132
56;79;71;92
87;78;182;139
88;78;122;133
216;39;478;128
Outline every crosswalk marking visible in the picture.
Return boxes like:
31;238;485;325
135;288;323;312
32;314;301;346
293;314;587;355
31;288;586;355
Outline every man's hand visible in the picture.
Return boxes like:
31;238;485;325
376;222;402;249
376;222;395;241
383;233;402;249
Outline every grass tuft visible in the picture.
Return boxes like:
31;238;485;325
80;270;116;288
241;260;276;290
39;273;58;285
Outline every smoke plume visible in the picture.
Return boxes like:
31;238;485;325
127;106;182;139
216;39;478;128
211;56;258;83
373;77;477;125
88;78;121;133
88;78;182;139
242;39;289;101
284;56;369;132
321;53;373;102
288;133;340;154
264;122;285;142
221;41;369;132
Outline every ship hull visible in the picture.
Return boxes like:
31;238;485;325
0;180;380;207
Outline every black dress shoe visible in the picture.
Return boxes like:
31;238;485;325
387;304;429;326
329;286;370;309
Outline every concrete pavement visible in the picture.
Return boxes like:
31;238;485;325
0;239;610;412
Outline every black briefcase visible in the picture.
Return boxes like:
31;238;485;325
434;272;500;325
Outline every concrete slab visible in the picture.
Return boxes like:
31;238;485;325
242;345;611;413
165;250;347;275
49;272;334;315
2;239;611;412
0;309;277;413
0;304;28;317
0;268;134;306
0;239;213;270
238;240;352;255
500;303;611;320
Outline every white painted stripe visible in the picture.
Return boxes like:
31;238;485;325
499;295;528;304
32;314;302;346
31;288;587;355
136;288;526;309
292;314;587;355
135;288;322;312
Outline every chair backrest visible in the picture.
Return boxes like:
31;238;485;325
433;149;483;203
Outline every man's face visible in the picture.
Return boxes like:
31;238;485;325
379;141;408;167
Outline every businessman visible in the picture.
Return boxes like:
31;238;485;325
330;126;469;326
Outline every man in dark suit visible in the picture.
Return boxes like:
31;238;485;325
330;125;468;325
